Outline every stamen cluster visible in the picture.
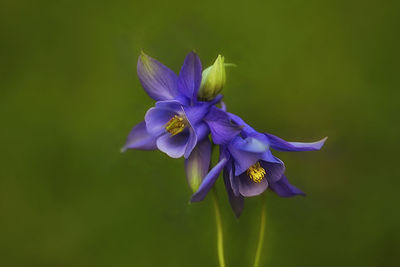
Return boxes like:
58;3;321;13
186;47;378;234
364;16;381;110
165;115;186;136
246;162;266;183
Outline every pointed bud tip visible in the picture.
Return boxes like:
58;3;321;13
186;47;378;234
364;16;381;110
139;51;149;60
198;54;227;101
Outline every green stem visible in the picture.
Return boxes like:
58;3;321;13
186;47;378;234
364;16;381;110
253;194;266;267
212;188;226;267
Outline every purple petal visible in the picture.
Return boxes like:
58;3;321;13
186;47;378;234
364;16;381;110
191;157;228;202
264;133;327;152
204;107;241;145
228;112;257;134
184;127;197;159
260;159;286;182
183;104;209;126
193;122;209;141
220;101;227;112
268;175;305;197
178;52;202;101
145;107;176;136
183;121;210;159
225;160;239;196
224;170;244;218
232;135;269;153
228;136;266;176
185;138;211;192
156;131;189;158
238;172;269;197
260;149;282;164
223;162;244;217
137;52;178;101
154;100;183;112
121;121;157;151
208;94;223;105
145;100;184;136
181;104;209;159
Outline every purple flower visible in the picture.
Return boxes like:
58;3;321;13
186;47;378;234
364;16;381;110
122;51;241;161
183;106;242;191
191;113;327;217
144;99;225;158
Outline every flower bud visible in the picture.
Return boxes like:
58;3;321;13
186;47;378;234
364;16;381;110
198;55;226;101
185;139;211;193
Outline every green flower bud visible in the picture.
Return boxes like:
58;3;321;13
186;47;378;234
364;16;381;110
198;55;226;101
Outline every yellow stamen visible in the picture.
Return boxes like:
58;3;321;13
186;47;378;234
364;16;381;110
165;115;186;136
246;162;266;183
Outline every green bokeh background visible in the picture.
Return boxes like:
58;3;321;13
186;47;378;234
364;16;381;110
1;0;399;266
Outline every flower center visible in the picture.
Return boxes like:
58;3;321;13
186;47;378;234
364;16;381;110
165;115;186;136
246;162;266;183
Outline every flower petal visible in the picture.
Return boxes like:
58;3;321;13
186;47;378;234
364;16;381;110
182;104;209;159
220;101;227;112
233;135;269;153
268;175;305;197
178;51;202;101
238;172;269;197
193;122;209;141
228;136;267;176
204;107;241;145
156;131;189;158
145;100;185;137
183;121;209;159
185;138;211;192
260;149;282;164
184;127;197;159
155;100;183;112
145;107;175;137
137;52;178;101
228;112;257;134
183;104;209;126
223;162;244;217
225;159;240;196
121;121;157;151
260;159;286;182
191;156;228;202
264;133;327;152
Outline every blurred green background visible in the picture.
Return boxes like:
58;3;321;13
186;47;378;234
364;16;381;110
1;0;399;266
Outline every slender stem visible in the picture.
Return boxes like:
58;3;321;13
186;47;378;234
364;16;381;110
253;194;266;267
212;188;226;267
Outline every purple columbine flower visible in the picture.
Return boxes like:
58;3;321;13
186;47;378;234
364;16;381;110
122;51;241;164
191;113;327;217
